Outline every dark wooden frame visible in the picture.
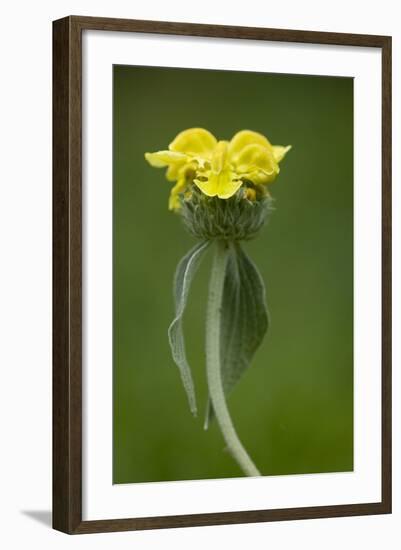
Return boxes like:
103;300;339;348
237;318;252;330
53;15;392;534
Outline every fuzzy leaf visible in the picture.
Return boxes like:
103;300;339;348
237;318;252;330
205;242;269;428
168;240;210;416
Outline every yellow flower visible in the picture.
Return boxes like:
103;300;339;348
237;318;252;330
145;128;291;210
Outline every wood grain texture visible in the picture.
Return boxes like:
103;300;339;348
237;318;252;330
70;15;389;46
52;15;392;534
381;35;392;514
52;16;82;534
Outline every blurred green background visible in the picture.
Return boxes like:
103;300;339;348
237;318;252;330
113;65;353;483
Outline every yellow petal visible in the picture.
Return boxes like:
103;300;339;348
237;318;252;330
228;130;273;160
169;128;217;157
165;159;194;182
168;178;186;211
234;144;279;185
168;194;181;211
215;171;243;199
193;176;217;197
236;142;277;172
273;145;292;163
145;150;188;168
211;140;229;173
166;163;183;181
241;169;278;185
194;170;242;199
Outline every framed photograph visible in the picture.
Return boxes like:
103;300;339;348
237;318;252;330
53;16;392;534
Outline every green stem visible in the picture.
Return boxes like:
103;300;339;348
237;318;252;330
205;239;261;477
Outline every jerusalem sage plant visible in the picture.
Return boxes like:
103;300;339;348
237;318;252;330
145;128;291;476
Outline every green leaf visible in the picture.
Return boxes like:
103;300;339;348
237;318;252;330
168;240;210;416
205;242;269;428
